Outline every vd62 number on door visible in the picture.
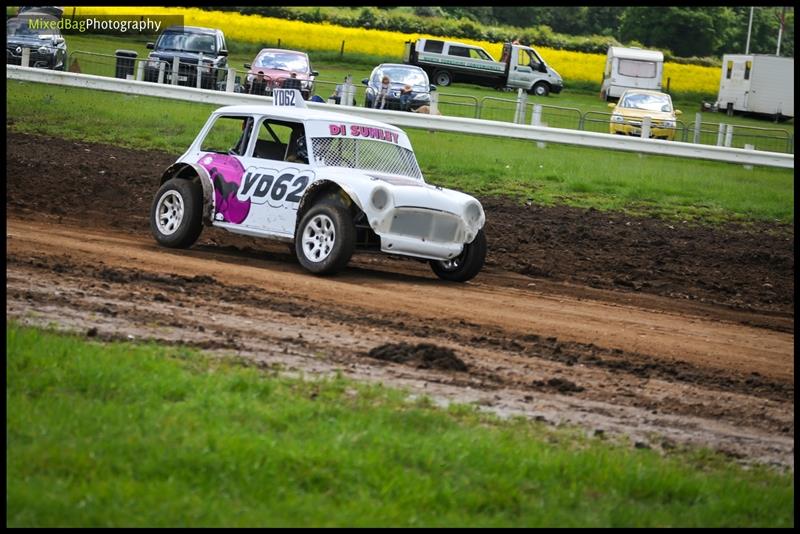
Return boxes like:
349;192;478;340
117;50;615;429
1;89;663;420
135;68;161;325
236;168;313;207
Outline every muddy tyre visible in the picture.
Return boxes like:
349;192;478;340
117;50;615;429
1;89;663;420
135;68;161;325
150;178;204;249
430;229;486;282
295;200;356;275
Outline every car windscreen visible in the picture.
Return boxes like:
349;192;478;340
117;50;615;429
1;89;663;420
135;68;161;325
7;16;60;38
156;31;216;54
254;51;309;72
311;137;422;180
372;67;428;88
620;93;672;113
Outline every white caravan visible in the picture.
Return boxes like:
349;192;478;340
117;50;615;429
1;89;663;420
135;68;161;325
600;46;664;101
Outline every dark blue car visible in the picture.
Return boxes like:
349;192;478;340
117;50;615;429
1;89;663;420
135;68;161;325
362;63;435;112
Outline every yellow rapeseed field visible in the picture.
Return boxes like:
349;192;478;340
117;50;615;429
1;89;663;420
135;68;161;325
69;6;720;94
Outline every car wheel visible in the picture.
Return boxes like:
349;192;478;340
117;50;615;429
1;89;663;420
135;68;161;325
532;82;550;97
433;70;452;87
430;229;486;282
150;178;204;248
295;200;356;275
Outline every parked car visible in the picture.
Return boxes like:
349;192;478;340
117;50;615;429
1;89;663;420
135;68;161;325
608;89;682;141
6;14;67;70
404;38;563;96
143;25;228;89
362;64;435;111
243;48;318;100
149;90;486;282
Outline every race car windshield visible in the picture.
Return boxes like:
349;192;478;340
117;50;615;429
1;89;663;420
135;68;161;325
157;32;217;54
255;52;308;72
311;138;423;180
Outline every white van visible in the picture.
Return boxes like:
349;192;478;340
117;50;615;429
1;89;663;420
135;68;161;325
717;54;793;119
600;47;664;101
404;38;563;96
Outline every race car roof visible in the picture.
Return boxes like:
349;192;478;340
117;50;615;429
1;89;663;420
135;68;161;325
213;105;402;131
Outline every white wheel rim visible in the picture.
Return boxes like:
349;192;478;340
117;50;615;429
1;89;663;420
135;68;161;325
301;214;336;263
155;190;185;236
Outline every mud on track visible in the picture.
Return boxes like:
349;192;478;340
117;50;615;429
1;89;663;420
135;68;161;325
5;132;795;469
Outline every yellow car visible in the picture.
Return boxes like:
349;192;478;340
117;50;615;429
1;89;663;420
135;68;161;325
608;89;682;141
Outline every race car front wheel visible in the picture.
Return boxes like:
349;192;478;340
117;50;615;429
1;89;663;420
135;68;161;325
295;200;356;275
430;229;486;282
150;178;204;249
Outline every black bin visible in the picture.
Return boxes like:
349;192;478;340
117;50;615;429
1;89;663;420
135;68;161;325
114;49;138;79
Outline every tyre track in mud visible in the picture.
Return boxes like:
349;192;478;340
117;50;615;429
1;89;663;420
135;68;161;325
5;248;793;404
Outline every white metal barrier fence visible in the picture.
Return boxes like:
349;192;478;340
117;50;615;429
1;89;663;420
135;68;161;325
56;49;795;154
6;65;793;170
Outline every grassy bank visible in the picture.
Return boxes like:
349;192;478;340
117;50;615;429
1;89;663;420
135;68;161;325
7;80;793;223
6;323;794;527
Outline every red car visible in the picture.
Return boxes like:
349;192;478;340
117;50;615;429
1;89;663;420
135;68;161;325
244;48;318;100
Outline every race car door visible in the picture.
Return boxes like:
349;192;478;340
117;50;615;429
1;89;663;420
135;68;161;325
234;117;314;238
194;114;254;226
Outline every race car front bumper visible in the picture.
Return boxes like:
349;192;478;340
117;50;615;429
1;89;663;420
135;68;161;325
379;233;465;261
372;206;477;261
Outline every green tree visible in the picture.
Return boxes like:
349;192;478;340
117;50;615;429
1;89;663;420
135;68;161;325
441;6;495;24
620;7;720;57
412;6;446;19
490;7;545;28
585;7;625;37
749;6;794;56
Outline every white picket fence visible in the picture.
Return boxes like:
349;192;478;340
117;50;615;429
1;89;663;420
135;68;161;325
7;65;793;169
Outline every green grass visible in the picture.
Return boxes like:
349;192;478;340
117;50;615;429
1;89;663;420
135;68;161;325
6;323;794;527
6;79;793;224
414;133;794;222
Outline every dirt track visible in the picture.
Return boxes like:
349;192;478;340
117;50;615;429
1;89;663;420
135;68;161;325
5;132;795;469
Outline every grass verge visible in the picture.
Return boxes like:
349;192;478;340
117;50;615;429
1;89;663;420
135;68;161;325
6;322;794;527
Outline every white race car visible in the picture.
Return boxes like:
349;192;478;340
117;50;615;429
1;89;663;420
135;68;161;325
150;89;486;281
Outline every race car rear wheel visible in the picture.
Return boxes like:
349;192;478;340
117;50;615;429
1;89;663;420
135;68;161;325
295;200;356;275
430;229;486;282
150;178;204;249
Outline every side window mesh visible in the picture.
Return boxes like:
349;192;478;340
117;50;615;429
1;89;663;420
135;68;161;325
311;138;422;179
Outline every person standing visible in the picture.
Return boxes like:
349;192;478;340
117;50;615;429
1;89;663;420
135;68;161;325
375;75;390;109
